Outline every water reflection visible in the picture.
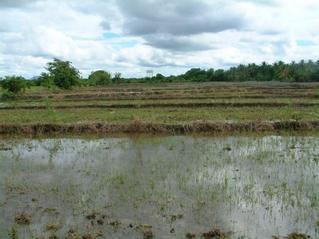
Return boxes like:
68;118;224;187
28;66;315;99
0;136;318;238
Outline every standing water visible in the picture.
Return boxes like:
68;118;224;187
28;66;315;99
0;136;318;239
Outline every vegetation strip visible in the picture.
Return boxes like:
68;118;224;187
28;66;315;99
1;121;318;135
16;93;319;101
1;102;319;110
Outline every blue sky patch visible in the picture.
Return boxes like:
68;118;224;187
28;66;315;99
102;32;122;39
112;40;139;48
296;39;316;47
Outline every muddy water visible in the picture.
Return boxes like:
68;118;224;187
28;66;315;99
0;136;318;239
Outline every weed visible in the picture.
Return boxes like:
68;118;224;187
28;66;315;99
14;213;31;225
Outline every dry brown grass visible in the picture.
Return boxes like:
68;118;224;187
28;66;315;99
1;102;319;110
0;120;318;136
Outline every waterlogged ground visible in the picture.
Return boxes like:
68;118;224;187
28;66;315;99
0;136;318;239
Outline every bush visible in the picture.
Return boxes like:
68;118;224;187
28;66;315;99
38;72;55;89
89;70;112;85
2;76;26;94
1;91;17;101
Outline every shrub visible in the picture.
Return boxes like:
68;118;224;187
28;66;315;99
1;91;17;101
2;76;26;94
89;70;112;85
38;72;55;89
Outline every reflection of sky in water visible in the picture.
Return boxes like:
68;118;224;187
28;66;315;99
0;136;318;239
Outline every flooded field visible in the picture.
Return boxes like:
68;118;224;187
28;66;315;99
0;136;318;239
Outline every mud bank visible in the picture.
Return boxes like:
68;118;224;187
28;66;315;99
1;102;319;110
15;93;319;101
0;121;318;136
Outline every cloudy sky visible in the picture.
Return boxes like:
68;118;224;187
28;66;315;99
0;0;318;78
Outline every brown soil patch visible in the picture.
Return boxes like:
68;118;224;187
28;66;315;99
202;229;230;239
14;213;31;225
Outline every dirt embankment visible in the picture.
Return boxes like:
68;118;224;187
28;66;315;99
1;102;319;110
14;94;319;104
0;121;318;136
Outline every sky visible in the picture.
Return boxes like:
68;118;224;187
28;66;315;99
0;0;318;78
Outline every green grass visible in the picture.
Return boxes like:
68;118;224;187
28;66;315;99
0;106;318;124
3;97;319;107
1;82;319;127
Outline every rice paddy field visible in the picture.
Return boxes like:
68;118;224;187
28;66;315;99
0;82;319;239
0;82;318;129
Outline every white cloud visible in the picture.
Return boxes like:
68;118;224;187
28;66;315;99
0;0;318;78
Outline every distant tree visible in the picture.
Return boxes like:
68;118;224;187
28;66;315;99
214;69;227;81
206;69;215;81
113;72;122;84
126;60;319;83
38;72;54;89
4;59;319;88
184;68;207;81
155;73;165;82
44;58;81;89
89;70;112;85
1;76;26;94
312;61;319;81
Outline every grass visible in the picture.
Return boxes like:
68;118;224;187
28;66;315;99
3;98;319;107
5;82;319;99
1;82;319;134
0;106;318;124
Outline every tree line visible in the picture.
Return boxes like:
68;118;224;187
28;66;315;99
1;59;319;96
136;60;319;83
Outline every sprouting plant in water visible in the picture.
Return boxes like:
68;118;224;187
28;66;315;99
9;227;17;239
223;173;229;191
310;195;318;208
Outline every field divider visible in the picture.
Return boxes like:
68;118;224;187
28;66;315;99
0;120;319;135
17;93;319;101
1;102;319;110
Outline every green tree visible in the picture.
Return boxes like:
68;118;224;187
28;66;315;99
89;70;112;85
2;76;27;94
154;73;165;82
38;72;54;89
113;72;122;84
44;58;80;89
184;68;207;81
214;69;227;81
